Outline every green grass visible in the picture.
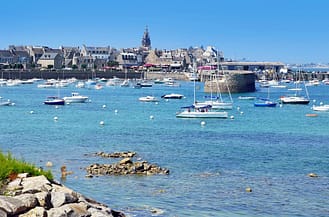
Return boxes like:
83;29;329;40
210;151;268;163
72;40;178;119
0;151;53;183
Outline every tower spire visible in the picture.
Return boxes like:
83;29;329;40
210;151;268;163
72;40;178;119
141;25;151;49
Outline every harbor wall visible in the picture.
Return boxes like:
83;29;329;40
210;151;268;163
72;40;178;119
204;71;256;93
145;72;187;80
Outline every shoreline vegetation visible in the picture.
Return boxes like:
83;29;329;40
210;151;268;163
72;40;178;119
0;150;125;216
0;151;53;189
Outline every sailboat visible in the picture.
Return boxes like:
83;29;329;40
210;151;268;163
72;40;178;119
44;80;65;105
194;50;233;110
176;80;228;118
254;87;277;107
280;67;310;104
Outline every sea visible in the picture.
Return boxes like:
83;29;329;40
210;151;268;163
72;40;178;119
1;79;329;217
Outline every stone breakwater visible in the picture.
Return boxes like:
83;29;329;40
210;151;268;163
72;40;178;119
0;174;125;217
85;151;170;177
204;71;256;93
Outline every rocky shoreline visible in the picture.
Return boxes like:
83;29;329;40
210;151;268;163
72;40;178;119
0;151;169;216
0;173;125;217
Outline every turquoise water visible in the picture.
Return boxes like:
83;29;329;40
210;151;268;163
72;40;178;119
1;81;329;216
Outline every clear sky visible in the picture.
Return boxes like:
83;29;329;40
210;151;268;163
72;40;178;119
1;0;329;64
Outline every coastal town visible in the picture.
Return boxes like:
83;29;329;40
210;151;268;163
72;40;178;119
2;27;328;89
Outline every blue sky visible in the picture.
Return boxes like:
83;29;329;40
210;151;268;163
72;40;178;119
2;0;329;64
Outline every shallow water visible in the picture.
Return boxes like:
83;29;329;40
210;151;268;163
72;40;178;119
1;80;329;216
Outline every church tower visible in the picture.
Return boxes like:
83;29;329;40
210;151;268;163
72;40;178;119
141;26;151;49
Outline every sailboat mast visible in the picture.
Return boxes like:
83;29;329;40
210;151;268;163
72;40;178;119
193;79;196;104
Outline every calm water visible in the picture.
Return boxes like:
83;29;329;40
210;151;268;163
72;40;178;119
1;80;329;217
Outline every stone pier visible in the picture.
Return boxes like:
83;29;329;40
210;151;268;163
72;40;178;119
204;71;256;93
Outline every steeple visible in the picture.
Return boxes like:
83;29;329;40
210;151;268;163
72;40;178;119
141;26;151;49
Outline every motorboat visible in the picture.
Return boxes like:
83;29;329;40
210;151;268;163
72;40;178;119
238;96;256;100
44;96;65;105
140;81;153;87
161;93;184;99
139;96;159;102
0;97;12;106
176;105;228;118
63;92;89;103
280;96;310;104
312;104;329;112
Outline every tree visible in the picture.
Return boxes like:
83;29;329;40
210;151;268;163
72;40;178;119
81;64;87;70
107;61;119;67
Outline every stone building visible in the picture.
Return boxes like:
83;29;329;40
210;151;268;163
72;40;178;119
37;52;63;69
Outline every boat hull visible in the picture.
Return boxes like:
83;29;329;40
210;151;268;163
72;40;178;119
312;105;329;112
0;101;11;106
195;101;233;110
161;94;184;99
176;111;228;118
280;96;310;104
254;102;277;107
63;97;88;103
44;99;65;105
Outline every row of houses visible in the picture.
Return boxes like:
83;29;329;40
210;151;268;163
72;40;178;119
0;44;230;71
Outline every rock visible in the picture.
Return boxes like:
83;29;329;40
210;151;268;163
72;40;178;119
6;178;23;195
14;193;38;210
46;161;53;167
308;173;318;178
34;191;51;208
119;158;133;165
0;195;28;215
21;176;52;194
86;160;169;176
1;175;126;217
19;206;47;217
245;187;252;192
50;191;78;208
94;151;136;158
0;209;7;217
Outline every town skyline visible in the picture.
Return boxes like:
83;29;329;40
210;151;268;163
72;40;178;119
2;0;329;64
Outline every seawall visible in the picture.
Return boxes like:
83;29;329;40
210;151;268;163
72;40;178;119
204;71;256;93
0;69;143;80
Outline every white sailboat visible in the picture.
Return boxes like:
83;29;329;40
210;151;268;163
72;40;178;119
176;80;228;118
280;67;310;104
194;52;233;110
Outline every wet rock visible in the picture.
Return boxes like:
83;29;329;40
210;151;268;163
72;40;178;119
94;151;136;158
308;173;318;178
86;160;169;176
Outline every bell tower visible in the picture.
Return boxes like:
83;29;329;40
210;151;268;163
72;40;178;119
141;26;151;49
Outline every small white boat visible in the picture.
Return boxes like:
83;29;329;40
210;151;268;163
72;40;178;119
63;92;89;103
238;96;256;100
139;96;159;102
312;104;329;112
0;97;12;106
161;93;184;99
